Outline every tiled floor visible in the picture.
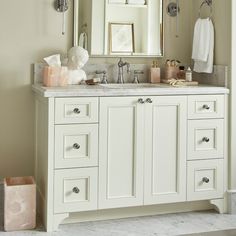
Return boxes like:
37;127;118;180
1;185;236;236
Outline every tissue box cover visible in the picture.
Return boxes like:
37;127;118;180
4;176;36;232
43;66;68;87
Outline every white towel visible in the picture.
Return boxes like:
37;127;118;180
79;32;88;50
192;18;214;73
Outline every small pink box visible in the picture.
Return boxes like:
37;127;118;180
43;66;68;87
4;176;36;232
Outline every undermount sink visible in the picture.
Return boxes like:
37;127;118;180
99;83;166;89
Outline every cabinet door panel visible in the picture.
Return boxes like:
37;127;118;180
144;96;187;205
99;97;144;209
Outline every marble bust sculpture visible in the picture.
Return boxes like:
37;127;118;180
67;46;89;85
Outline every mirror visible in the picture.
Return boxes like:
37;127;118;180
74;0;163;57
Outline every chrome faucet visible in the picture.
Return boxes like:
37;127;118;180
117;58;130;84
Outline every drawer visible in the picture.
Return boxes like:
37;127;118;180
54;168;98;213
55;124;98;168
55;97;99;124
187;160;224;201
188;119;224;160
188;95;224;119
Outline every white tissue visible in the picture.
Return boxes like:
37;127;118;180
44;54;61;67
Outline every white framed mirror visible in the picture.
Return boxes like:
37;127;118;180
73;0;164;58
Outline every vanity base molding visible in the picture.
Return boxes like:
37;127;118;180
34;89;229;232
48;200;226;231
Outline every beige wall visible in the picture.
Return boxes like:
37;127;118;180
0;0;211;180
0;0;73;179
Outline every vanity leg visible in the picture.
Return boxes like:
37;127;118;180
53;213;69;231
209;199;225;214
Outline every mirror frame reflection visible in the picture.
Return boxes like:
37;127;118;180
73;0;164;58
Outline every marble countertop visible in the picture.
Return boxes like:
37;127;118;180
32;83;229;97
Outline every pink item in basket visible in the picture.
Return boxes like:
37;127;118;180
4;176;36;232
43;66;68;87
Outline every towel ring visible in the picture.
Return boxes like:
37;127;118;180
199;1;213;19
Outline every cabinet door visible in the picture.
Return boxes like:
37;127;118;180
99;97;144;209
144;96;187;205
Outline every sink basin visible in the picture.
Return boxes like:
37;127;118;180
99;83;166;89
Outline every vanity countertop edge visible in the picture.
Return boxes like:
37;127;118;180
32;84;230;98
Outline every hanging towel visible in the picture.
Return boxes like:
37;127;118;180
192;18;214;73
79;32;88;50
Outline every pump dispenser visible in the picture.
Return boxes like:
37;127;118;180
150;61;161;83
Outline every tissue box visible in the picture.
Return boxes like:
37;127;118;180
43;66;68;87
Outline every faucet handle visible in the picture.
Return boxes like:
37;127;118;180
133;75;139;84
95;70;106;75
132;70;144;84
101;73;108;84
134;70;144;75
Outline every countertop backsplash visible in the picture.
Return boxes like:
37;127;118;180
34;63;228;88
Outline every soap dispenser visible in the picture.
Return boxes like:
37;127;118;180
186;67;192;82
150;61;161;83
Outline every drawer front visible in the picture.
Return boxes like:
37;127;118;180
55;97;99;124
55;124;98;168
188;95;224;119
54;168;98;213
188;119;224;160
187;160;224;201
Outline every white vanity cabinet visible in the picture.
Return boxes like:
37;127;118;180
99;96;187;208
186;95;226;202
33;86;228;232
144;96;187;205
99;97;145;209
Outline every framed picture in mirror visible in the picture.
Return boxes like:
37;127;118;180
109;23;135;54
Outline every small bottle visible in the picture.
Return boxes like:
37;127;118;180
186;67;192;82
177;66;185;80
150;61;161;83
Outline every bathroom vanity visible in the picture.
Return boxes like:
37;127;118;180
33;84;229;232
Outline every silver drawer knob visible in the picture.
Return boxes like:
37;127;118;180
202;177;210;183
138;98;145;104
73;108;81;114
146;98;153;104
72;187;80;194
202;137;210;143
203;104;210;110
73;143;80;149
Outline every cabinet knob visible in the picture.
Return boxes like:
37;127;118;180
73;108;81;114
138;98;145;104
203;104;210;110
202;177;210;183
73;143;80;149
202;137;210;143
146;98;153;104
72;187;80;194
